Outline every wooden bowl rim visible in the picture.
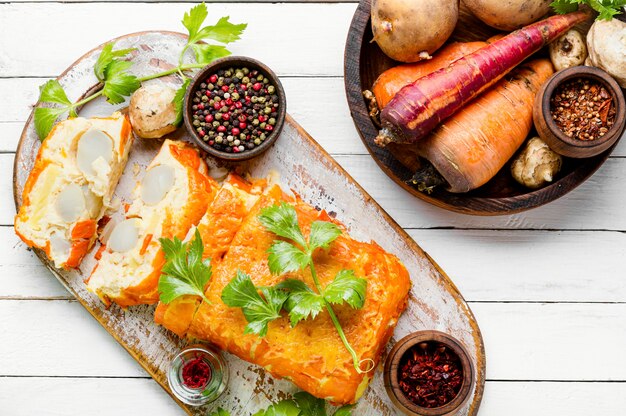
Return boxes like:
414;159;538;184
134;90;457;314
540;65;626;150
384;331;475;416
343;0;621;216
183;55;287;162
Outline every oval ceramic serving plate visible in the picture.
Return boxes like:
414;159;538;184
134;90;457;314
14;32;485;415
344;0;626;215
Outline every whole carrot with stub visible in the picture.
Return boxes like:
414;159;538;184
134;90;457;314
410;59;554;193
375;10;590;147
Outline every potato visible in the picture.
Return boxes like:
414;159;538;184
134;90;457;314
586;18;626;88
462;0;551;31
129;84;178;139
549;29;587;71
371;0;458;63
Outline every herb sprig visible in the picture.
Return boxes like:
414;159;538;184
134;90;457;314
221;203;373;374
158;229;212;305
551;0;626;20
210;391;353;416
34;3;247;140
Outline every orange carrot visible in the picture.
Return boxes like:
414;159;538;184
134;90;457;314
410;59;554;193
376;11;590;146
371;42;487;109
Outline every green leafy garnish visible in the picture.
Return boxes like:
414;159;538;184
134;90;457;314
222;203;371;374
158;229;212;305
33;3;247;139
551;0;626;20
210;392;353;416
100;59;141;104
221;270;288;337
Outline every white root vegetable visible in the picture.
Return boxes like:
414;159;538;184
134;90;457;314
462;0;551;31
586;18;626;88
371;0;458;63
129;84;178;139
549;29;588;71
511;137;562;189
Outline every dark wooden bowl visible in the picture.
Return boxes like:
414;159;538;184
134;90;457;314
344;0;624;215
384;331;475;416
184;56;287;162
534;66;626;158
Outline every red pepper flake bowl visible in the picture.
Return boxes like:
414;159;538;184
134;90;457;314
384;331;475;416
183;56;287;161
533;66;626;159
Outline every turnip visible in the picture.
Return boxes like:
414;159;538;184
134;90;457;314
371;0;458;63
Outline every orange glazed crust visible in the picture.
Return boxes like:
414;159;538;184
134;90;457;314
187;188;411;404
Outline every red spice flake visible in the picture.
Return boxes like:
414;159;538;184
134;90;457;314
550;78;616;141
181;355;212;389
398;342;463;408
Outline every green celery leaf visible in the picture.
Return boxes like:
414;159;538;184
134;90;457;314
194;16;248;44
173;78;190;127
259;203;307;248
550;0;579;14
221;271;287;337
101;60;141;104
38;80;72;106
94;42;135;82
308;221;342;251
267;241;310;275
278;279;324;327
293;391;327;416
34;106;67;140
182;3;208;40
253;399;301;416
323;270;367;309
332;405;354;416
191;43;232;65
208;408;230;416
158;230;212;304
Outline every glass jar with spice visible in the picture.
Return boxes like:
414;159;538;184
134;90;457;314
167;344;229;406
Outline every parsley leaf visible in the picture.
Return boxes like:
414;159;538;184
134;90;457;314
208;409;230;416
94;42;135;82
191;44;232;65
292;392;354;416
173;78;190;127
253;399;301;416
323;270;367;310
259;203;307;248
278;279;325;327
101;60;141;104
308;221;341;251
267;241;310;275
221;271;288;337
158;229;212;305
182;3;208;41
34;80;74;139
195;16;248;44
551;0;626;19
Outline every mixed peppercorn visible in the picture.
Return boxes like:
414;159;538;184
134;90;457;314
398;342;463;408
191;66;280;153
550;78;616;141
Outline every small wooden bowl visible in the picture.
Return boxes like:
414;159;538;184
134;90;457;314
183;56;287;161
534;66;626;158
384;331;475;416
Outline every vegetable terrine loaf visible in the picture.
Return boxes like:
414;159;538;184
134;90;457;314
187;185;411;404
15;112;133;269
87;139;217;307
155;173;266;336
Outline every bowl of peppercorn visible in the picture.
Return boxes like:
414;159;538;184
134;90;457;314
384;331;475;416
184;56;286;161
533;65;626;159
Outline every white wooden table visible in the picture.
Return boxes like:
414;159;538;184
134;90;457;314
1;1;625;415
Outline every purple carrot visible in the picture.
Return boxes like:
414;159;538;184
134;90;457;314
375;10;591;146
